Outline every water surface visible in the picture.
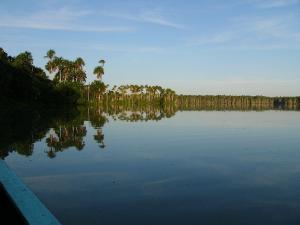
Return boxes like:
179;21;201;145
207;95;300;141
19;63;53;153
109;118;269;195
2;108;300;225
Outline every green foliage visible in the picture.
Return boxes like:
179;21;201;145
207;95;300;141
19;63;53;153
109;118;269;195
0;48;9;61
90;80;107;94
12;51;33;70
85;83;177;107
177;95;300;111
45;50;87;83
0;47;80;105
54;82;82;105
93;66;104;80
93;58;106;81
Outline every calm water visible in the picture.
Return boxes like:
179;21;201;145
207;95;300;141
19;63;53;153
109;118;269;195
2;109;300;225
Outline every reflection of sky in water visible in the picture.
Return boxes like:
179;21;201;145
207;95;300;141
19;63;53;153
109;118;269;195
5;111;300;225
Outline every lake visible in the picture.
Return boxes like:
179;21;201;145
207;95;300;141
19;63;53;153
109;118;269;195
2;108;300;225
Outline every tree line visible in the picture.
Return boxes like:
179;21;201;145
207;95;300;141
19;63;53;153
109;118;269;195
177;95;300;111
1;47;299;110
43;49;299;109
43;49;177;105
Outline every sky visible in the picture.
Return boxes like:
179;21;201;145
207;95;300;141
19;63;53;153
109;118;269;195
0;0;300;96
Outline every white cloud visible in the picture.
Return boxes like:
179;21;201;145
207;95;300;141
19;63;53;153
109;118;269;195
0;8;133;32
238;15;300;41
187;14;300;49
99;9;185;29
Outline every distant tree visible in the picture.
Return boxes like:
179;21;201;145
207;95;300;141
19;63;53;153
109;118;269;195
74;57;86;83
13;51;33;71
45;49;56;60
93;66;104;81
0;48;8;62
90;80;107;101
52;57;64;82
93;59;106;81
45;49;57;78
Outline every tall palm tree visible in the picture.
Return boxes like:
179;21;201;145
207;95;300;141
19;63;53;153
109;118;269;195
44;49;56;75
93;66;104;81
112;85;117;101
74;58;86;83
44;49;56;61
62;59;71;82
93;59;106;81
75;57;85;70
118;85;127;101
53;57;64;83
76;70;87;83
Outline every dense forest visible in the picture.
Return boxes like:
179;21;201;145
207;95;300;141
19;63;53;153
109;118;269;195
0;47;299;110
0;48;80;105
177;95;300;111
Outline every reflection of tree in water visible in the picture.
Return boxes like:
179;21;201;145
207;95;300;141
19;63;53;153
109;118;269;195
0;108;75;159
2;99;300;159
89;108;108;128
0;105;177;159
43;106;177;156
103;104;177;122
1;105;177;159
45;125;87;158
94;129;105;149
89;108;108;149
12;142;34;157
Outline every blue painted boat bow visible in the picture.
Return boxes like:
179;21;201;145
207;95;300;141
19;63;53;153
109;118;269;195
0;160;61;225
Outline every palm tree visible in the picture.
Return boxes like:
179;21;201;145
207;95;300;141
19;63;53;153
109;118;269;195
44;49;56;61
53;57;64;82
90;80;107;101
93;66;104;81
75;57;85;70
111;85;117;101
146;86;153;101
99;59;106;67
77;70;87;83
74;57;86;82
93;58;106;81
44;49;56;75
118;85;127;101
62;60;72;82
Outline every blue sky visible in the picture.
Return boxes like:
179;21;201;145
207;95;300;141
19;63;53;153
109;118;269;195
0;0;300;96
